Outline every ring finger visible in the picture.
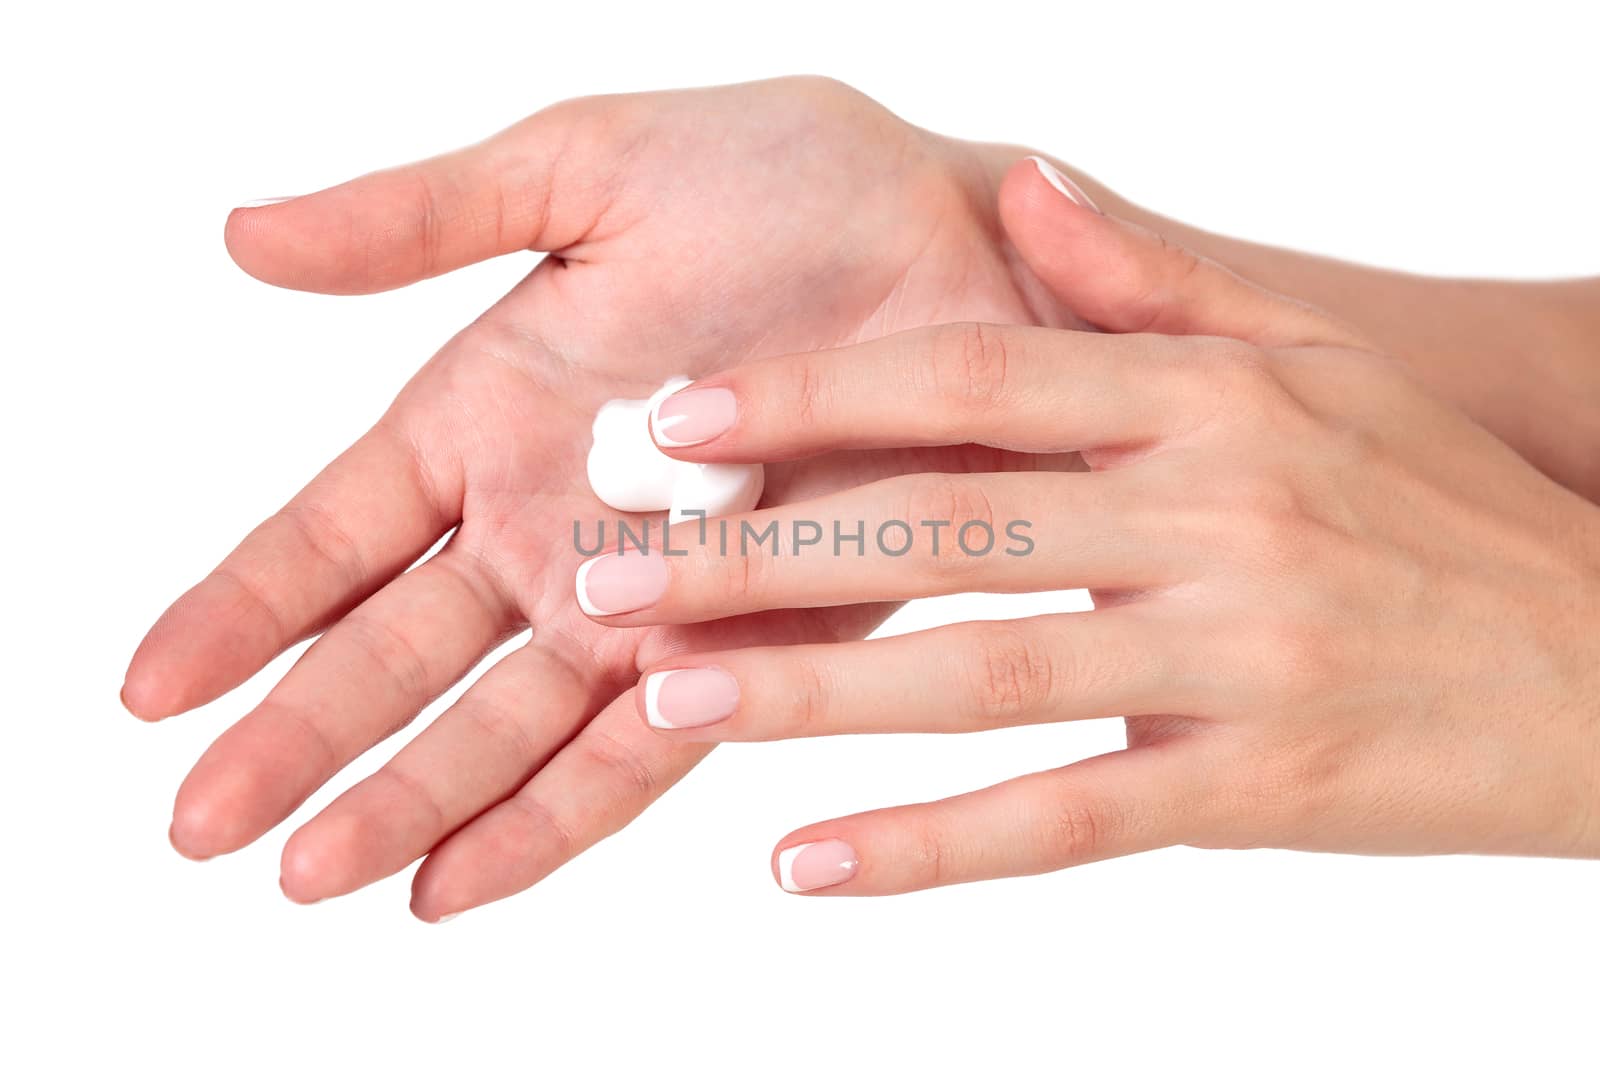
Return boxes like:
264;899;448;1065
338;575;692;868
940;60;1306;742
631;607;1213;737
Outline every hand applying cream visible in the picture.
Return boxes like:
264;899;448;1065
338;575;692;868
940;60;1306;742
585;377;764;522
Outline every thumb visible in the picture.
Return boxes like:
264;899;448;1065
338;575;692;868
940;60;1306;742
999;156;1362;348
224;99;621;295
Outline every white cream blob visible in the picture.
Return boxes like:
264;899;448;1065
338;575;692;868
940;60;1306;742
585;377;764;523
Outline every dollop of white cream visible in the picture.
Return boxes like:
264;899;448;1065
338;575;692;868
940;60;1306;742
585;377;764;522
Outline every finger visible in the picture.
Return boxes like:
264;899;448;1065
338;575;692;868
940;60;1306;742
999;156;1365;349
277;630;621;904
168;551;513;860
576;469;1185;627
122;418;458;720
632;610;1211;738
650;325;1205;463
406;688;704;921
225;98;624;294
771;742;1213;895
405;603;895;920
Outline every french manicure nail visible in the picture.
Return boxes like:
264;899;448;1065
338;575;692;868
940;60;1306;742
1026;156;1101;214
643;667;740;729
236;196;298;209
776;839;860;893
575;552;670;616
651;384;738;447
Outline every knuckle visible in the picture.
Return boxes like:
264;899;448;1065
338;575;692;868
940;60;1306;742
1035;784;1122;867
280;499;369;588
505;792;581;864
371;762;447;838
458;689;541;767
1207;337;1274;383
1212;736;1344;848
929;322;1013;415
394;165;450;280
772;75;878;119
576;727;659;799
268;701;340;782
787;353;832;434
1266;615;1345;693
716;533;773;605
965;625;1057;726
1178;338;1285;434
907;815;958;888
1241;487;1318;571
338;613;431;705
1228;610;1345;710
1122;232;1206;333
900;474;998;575
1196;466;1316;568
783;655;834;737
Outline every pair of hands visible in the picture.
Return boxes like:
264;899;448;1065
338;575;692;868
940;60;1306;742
123;77;1600;919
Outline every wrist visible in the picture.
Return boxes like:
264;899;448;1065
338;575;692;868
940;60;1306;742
1101;190;1600;499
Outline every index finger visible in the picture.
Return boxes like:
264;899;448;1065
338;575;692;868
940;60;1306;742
648;324;1224;464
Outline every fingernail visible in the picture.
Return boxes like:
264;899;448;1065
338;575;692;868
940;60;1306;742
643;667;740;729
776;839;860;893
651;385;737;447
1026;156;1101;214
575;552;669;616
236;196;297;209
434;912;460;924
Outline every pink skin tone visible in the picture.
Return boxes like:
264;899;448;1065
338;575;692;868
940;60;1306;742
599;168;1600;895
123;77;1600;916
121;78;1102;920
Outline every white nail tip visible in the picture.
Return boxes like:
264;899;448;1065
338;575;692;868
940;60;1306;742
642;670;681;729
649;389;698;447
236;196;296;209
434;912;460;924
776;844;807;893
1026;156;1094;212
574;556;616;618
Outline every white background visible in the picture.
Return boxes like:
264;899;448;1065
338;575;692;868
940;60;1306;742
4;1;1598;1063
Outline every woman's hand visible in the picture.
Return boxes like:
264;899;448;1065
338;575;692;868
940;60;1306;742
121;78;1089;919
586;172;1600;894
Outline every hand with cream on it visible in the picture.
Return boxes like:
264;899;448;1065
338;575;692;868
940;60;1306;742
121;78;1102;920
585;174;1600;894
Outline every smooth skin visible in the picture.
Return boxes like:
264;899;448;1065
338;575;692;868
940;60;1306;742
124;77;1091;920
124;76;1599;917
607;169;1600;893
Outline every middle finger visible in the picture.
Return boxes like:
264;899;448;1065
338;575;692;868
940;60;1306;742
576;467;1184;626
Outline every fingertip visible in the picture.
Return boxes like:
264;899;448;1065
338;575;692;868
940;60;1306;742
119;667;177;723
223;192;369;295
408;858;467;924
408;873;465;924
772;835;862;894
169;749;278;861
126;580;285;722
167;804;222;862
278;829;332;905
409;897;462;925
998;156;1107;263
